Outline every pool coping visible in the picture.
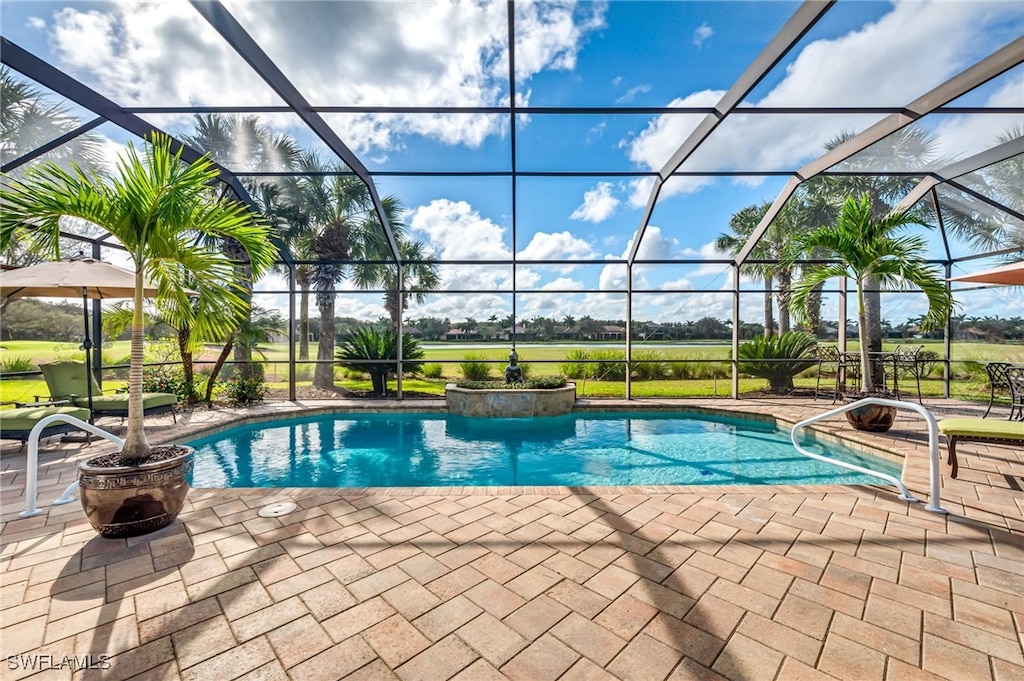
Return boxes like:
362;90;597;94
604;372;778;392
174;399;913;497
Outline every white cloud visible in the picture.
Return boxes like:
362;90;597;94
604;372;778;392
517;231;597;262
44;1;607;152
409;199;510;261
930;73;1024;160
693;22;713;48
615;83;652;104
570;182;621;223
26;16;46;30
623;1;1022;202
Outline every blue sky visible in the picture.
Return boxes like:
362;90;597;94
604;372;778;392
3;0;1023;327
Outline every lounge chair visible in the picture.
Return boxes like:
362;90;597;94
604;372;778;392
0;404;92;448
937;417;1024;478
39;360;177;421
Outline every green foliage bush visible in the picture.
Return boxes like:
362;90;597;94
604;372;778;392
0;356;35;374
459;352;493;381
336;328;425;395
738;332;817;394
223;376;268;406
142;368;202;403
456;376;567;390
632;351;669;380
666;354;729;380
421;362;444;379
558;349;627;381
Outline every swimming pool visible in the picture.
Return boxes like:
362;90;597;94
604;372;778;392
186;411;902;488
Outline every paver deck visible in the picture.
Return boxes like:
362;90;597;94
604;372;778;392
2;397;1022;680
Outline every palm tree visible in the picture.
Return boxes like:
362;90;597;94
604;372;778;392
788;195;952;393
718;202;805;336
1;67;105;174
0;132;278;460
183;114;300;379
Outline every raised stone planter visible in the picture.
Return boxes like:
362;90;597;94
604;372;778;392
446;383;576;417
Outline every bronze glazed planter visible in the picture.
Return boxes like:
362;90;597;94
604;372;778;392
843;399;897;433
78;445;194;538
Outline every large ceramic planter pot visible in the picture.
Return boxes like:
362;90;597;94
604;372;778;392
78;445;194;538
843;400;897;433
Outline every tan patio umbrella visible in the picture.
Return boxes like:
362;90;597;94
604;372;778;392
0;256;161;417
948;261;1024;285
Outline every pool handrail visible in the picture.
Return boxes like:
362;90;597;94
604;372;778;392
790;397;946;514
20;413;123;518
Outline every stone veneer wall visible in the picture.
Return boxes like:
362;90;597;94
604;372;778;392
445;383;576;417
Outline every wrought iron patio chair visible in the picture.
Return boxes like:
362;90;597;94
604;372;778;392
1006;366;1024;421
983;362;1014;418
813;345;843;402
885;344;924;404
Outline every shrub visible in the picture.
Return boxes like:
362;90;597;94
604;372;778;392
456;376;567;390
421;363;444;379
738;331;818;394
223;376;268;406
559;349;589;379
0;356;35;374
336;327;425;395
588;350;627;381
459;352;493;381
143;367;201;403
292;363;313;381
631;351;668;380
916;349;940;379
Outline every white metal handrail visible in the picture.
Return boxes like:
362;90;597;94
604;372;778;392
20;414;123;518
790;397;946;514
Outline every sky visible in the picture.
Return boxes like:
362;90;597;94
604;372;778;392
3;0;1024;329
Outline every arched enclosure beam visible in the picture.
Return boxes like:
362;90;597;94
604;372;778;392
735;35;1024;266
190;0;402;268
627;0;835;266
0;38;293;268
893;136;1024;215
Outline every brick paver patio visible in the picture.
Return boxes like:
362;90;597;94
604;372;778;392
2;397;1022;680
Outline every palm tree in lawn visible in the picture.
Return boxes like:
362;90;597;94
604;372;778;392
718;202;805;336
183;113;300;379
788;195;952;394
291;164;376;390
347;194;440;331
0;132;277;460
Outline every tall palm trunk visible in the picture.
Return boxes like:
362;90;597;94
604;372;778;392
204;340;235;403
122;269;150;460
177;327;196;404
763;273;775;337
314;298;336;389
299;285;310;360
856;276;876;393
776;268;792;335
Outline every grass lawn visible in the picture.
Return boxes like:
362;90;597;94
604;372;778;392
0;338;1014;407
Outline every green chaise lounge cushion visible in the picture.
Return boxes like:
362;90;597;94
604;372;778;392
39;360;177;417
0;405;91;442
937;417;1024;478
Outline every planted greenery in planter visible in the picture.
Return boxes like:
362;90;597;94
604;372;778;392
456;376;568;390
335;327;425;395
738;332;817;394
0;133;278;536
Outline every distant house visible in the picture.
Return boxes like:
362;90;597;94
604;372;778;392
600;325;626;340
554;326;581;340
498;324;534;342
445;327;482;341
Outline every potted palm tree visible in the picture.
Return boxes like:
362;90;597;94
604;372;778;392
789;194;952;432
0;133;278;537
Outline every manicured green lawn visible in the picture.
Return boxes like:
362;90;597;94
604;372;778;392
0;338;1016;407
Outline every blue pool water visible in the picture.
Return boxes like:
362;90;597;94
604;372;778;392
186;412;902;488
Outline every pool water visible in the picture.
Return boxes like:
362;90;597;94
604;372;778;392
186;412;902;488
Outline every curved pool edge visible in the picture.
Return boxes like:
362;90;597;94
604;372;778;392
169;397;912;490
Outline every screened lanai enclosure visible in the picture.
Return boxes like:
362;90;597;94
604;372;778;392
1;0;1022;402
